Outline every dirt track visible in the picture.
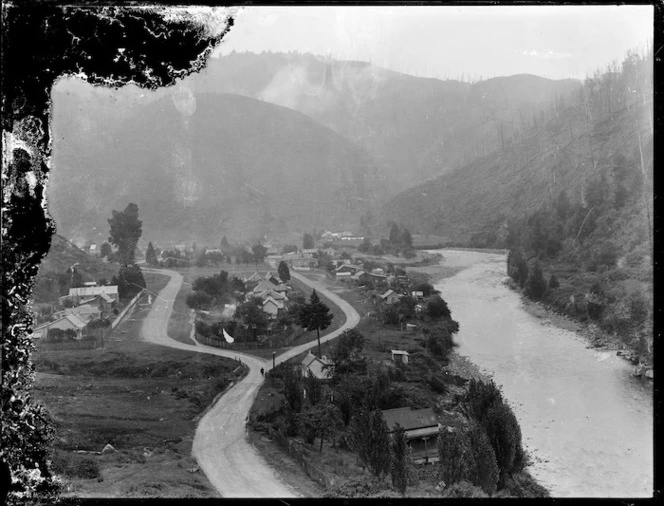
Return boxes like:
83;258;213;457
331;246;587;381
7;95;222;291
140;268;360;497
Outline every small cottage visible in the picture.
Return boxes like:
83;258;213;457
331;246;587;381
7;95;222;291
380;289;401;305
391;349;409;364
301;351;334;380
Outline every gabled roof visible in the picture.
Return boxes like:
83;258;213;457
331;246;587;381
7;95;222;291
391;349;409;355
381;407;438;432
68;286;119;298
381;289;398;299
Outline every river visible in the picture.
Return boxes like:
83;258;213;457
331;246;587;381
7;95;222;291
428;249;653;498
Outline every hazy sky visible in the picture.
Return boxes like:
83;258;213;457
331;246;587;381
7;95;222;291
213;5;653;80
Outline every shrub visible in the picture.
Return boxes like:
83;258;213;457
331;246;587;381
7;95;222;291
548;274;560;289
525;261;547;300
426;295;452;319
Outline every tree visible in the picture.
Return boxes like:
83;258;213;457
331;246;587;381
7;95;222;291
99;241;112;259
349;407;392;478
328;329;367;377
251;243;267;264
304;370;322;406
234;298;268;340
185;291;213;311
68;266;84;288
298;290;333;358
525;261;547;300
107;203;142;265
278;260;291;282
390;423;409;495
303;233;315;250
112;264;146;300
438;428;474;488
283;365;303;413
297;404;339;453
466;425;500;495
426;295;452;319
482;403;525;487
507;249;528;288
145;241;158;266
548;274;559;289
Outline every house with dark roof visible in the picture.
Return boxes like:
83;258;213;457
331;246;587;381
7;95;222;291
380;289;401;305
382;407;441;464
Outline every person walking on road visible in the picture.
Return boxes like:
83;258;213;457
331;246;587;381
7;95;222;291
260;367;264;376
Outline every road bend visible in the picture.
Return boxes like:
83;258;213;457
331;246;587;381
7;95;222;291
140;268;360;497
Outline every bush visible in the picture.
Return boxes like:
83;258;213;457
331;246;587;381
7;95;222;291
525;261;547;300
426;295;451;319
548;274;559;289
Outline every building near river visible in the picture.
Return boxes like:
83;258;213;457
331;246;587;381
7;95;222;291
382;407;441;464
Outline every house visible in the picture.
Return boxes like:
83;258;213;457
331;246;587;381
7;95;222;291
301;351;334;380
33;313;87;340
302;248;319;257
83;281;98;287
382;407;441;464
391;349;409;364
335;264;362;275
262;297;282;318
64;286;119;307
350;270;369;283
412;290;425;300
321;247;337;257
88;244;98;256
380;289;401;305
56;303;101;323
273;283;290;294
372;268;386;276
369;272;389;283
336;271;352;281
291;258;314;271
252;279;277;294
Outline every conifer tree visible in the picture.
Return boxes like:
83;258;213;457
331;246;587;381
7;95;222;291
145;241;158;266
298;290;333;357
390;423;409;495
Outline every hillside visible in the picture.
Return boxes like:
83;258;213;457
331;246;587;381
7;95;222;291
49;92;386;244
385;49;653;361
32;234;119;303
188;52;582;190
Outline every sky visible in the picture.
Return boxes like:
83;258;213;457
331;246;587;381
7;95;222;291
212;5;653;81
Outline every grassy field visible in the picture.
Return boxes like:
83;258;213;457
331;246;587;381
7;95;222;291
32;272;244;498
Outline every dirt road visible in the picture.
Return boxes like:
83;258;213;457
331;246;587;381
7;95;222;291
140;268;360;497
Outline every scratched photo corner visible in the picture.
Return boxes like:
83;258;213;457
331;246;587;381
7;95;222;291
1;1;655;502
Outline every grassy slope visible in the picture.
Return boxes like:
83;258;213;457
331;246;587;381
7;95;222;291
33;272;243;498
33;234;119;303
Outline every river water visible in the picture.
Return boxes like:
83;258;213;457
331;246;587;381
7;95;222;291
429;249;653;498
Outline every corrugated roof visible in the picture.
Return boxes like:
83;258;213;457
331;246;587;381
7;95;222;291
382;407;438;432
68;286;118;297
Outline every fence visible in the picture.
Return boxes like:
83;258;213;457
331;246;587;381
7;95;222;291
195;332;300;350
110;290;145;329
268;428;336;489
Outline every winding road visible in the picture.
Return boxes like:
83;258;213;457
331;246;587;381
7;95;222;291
140;268;360;498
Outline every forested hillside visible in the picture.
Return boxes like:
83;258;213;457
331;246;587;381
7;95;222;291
49;92;385;243
190;52;581;190
386;48;653;362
